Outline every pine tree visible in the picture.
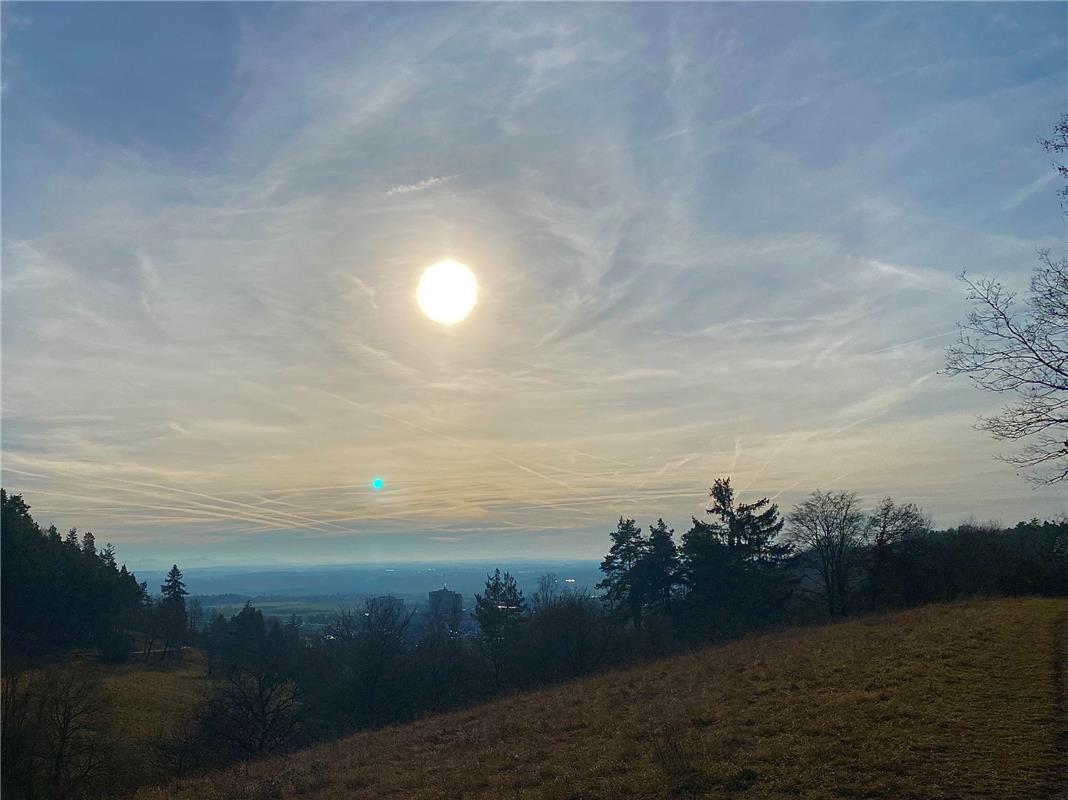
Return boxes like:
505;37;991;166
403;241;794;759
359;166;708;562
100;543;117;570
160;565;188;602
158;565;189;660
81;531;97;559
680;478;793;632
706;477;791;566
64;527;79;549
46;524;61;544
597;517;650;629
474;569;525;688
643;518;679;610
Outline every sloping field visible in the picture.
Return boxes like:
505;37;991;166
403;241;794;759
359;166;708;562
137;598;1067;800
97;650;212;741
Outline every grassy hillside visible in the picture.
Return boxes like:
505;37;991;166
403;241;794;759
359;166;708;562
96;651;211;742
137;598;1066;800
16;650;210;744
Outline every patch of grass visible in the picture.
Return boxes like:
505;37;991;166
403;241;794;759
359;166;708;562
650;730;709;798
136;598;1067;800
16;650;212;744
92;651;212;741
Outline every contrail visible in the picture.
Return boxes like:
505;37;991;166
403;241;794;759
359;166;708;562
4;464;350;534
571;451;635;468
2;485;325;531
108;476;355;532
318;388;581;494
861;329;956;356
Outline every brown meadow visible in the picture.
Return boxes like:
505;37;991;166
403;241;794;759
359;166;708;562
136;598;1067;800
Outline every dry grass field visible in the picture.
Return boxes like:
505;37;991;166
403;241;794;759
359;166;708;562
15;649;211;744
95;651;212;741
137;598;1067;800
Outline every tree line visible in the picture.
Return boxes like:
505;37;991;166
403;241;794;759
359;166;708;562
2;483;1066;799
1;489;147;662
596;481;1067;637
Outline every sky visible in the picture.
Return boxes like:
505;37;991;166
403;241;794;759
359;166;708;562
2;3;1066;569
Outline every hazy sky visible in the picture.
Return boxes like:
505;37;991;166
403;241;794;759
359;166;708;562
3;3;1066;568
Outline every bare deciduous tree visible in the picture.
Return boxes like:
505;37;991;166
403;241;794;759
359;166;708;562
865;498;931;548
205;660;302;760
787;490;865;617
1040;113;1068;209
530;573;560;614
945;251;1068;483
150;708;206;781
864;498;931;607
353;597;415;724
39;668;112;799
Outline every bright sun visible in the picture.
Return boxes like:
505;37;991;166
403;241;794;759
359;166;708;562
417;260;478;325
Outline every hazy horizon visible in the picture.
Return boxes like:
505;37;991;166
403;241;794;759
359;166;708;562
3;2;1066;566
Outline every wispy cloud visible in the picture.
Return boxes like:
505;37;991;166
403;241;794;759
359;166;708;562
2;3;1064;565
385;175;457;196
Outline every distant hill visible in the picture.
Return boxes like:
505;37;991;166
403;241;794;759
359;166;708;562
135;561;603;602
137;597;1066;800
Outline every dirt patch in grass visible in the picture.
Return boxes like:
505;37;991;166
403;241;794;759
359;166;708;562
136;598;1066;800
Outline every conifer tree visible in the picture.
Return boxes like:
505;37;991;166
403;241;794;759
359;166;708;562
474;569;525;688
100;543;117;570
643;518;679;610
598;517;650;629
158;565;189;659
706;478;790;565
81;531;97;559
160;565;188;602
680;478;793;631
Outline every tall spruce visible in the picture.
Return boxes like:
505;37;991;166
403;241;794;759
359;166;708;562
706;478;791;565
680;478;793;632
158;565;189;659
64;527;79;549
100;543;117;570
160;564;188;603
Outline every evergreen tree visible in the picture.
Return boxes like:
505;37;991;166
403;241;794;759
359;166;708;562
679;478;793;633
158;565;189;659
679;518;733;607
161;565;188;602
597;517;650;629
643;519;679;610
474;569;525;688
1;490;145;657
81;531;97;559
100;543;117;570
706;477;791;566
64;527;79;549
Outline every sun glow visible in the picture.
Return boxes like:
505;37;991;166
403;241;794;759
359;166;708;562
417;260;478;325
